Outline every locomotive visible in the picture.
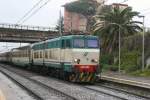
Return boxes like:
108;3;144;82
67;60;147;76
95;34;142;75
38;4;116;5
0;35;100;83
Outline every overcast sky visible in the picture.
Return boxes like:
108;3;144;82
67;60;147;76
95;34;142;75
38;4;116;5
0;0;150;52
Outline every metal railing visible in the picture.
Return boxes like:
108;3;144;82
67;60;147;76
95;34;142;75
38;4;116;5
0;23;57;31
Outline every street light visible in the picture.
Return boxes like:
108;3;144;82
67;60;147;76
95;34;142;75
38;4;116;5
138;15;145;71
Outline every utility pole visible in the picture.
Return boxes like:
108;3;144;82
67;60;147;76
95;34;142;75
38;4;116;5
59;10;62;37
138;15;145;71
70;13;73;34
142;16;145;71
119;26;121;73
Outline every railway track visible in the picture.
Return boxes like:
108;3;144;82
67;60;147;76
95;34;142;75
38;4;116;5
0;63;149;100
96;83;150;99
84;84;150;100
98;79;150;98
0;64;77;100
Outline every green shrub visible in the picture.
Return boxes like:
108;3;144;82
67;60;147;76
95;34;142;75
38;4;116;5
131;69;150;77
120;51;140;72
109;65;118;72
101;54;113;65
101;64;118;72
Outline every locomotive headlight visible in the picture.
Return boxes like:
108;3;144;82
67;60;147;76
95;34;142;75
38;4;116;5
74;59;80;64
91;59;98;63
74;59;78;62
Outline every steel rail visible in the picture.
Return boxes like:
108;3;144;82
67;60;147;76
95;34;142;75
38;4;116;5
0;65;77;100
95;83;150;100
0;69;43;100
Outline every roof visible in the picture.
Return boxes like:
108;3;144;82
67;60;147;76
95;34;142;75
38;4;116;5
12;45;30;51
112;3;128;7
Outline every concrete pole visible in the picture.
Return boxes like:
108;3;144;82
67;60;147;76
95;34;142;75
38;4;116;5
59;10;62;37
119;26;121;73
142;16;145;71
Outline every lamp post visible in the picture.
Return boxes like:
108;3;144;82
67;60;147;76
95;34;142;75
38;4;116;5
138;15;145;71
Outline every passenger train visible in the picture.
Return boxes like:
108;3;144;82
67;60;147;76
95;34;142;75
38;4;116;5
0;35;100;83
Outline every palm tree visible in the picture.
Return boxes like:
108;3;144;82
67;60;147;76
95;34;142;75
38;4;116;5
94;6;142;52
93;6;142;72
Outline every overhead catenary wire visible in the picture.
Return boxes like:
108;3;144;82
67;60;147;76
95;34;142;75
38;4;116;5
19;0;51;24
139;7;150;13
16;0;45;24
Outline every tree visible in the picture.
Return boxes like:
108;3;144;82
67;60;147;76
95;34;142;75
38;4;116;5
94;7;143;53
55;16;64;33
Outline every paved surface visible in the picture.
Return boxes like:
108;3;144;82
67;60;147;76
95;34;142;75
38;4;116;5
0;89;5;100
102;71;150;89
0;72;35;100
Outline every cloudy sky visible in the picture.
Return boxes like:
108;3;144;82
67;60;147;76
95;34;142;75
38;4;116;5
0;0;150;52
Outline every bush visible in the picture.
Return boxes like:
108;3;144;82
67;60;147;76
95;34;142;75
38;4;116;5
101;54;113;65
120;51;140;72
131;69;150;77
109;65;118;72
123;65;139;72
101;64;118;72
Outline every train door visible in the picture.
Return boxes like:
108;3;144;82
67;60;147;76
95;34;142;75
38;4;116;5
60;39;65;63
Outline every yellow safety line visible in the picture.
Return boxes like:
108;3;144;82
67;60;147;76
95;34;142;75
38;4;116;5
0;90;5;100
87;73;93;82
80;73;84;79
102;76;150;88
81;73;86;82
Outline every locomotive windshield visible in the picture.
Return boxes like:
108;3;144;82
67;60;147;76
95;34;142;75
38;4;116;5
87;39;98;48
74;39;85;48
73;38;99;48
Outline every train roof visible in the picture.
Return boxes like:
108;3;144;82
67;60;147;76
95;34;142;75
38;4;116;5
12;45;30;51
32;35;98;46
46;35;98;42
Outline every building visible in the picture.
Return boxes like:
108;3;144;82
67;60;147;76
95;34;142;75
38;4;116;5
64;8;87;33
63;0;104;33
111;3;128;9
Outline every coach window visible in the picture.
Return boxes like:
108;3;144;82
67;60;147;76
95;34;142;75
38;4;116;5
40;51;42;58
34;52;36;58
45;51;48;59
49;51;51;58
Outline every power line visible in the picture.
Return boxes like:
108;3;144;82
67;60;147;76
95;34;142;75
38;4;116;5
16;0;45;24
142;12;150;16
19;0;51;24
139;8;150;13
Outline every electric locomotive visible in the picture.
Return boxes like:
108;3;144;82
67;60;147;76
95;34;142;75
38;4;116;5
31;35;100;82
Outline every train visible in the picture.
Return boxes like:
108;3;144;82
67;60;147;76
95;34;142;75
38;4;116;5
0;35;100;83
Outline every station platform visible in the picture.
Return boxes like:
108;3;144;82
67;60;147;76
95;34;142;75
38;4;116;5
0;72;35;100
101;71;150;89
0;90;5;100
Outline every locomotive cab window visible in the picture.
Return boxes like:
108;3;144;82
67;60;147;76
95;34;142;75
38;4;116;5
73;39;85;48
61;40;65;49
66;39;71;48
87;39;99;48
61;39;71;49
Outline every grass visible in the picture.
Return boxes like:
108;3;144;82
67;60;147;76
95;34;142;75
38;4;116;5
130;69;150;77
